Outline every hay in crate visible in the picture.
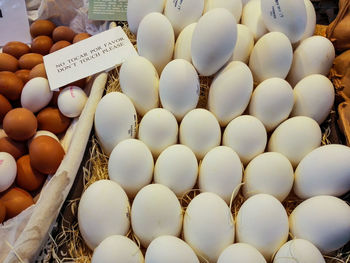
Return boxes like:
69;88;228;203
51;25;350;263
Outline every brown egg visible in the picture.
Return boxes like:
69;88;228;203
0;71;24;101
1;187;34;219
49;40;71;53
0;137;27;159
0;53;19;72
73;32;91;43
15;69;31;84
37;107;71;134
19;53;44;70
31;36;53;55
3;41;31;59
29;63;47;80
3;108;37;141
68;78;86;89
0;94;12;123
49;90;60;107
30;20;56;38
16;155;45;191
0;200;6;223
29;135;65;174
52;26;76;42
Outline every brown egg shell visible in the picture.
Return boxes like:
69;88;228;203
3;108;37;141
0;137;27;159
0;187;34;219
49;41;71;53
37;107;71;135
0;53;19;72
73;32;91;43
31;36;53;55
3;41;31;59
0;200;6;223
0;71;24;101
52;26;76;42
30;20;56;38
0;94;12;123
19;53;44;70
15;69;31;84
29;63;47;80
16;155;45;191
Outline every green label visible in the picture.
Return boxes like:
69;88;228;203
88;0;128;21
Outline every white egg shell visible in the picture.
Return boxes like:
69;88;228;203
0;152;16;192
180;109;221;160
241;0;268;41
208;61;253;126
191;8;237;76
127;0;165;34
28;130;59;147
249;32;293;83
287;37;335;87
174;23;196;63
94;92;137;156
120;56;159;116
273;239;325;263
57;86;88;118
145;235;199;263
294;144;350;199
291;74;334;124
0;129;7;140
137;13;174;74
223;115;267;166
199;146;243;204
138;108;178;157
131;184;183;247
78;180;130;249
108;139;154;198
91;235;144;263
236;194;289;261
248;78;294;132
159;59;199;121
204;0;242;22
164;0;204;36
230;24;255;63
300;0;316;41
154;144;198;197
243;152;294;202
290;195;350;253
261;0;307;43
268;116;321;167
218;243;267;263
21;77;53;113
184;192;235;263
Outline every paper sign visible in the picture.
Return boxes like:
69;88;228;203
0;0;31;46
88;0;128;21
43;26;138;90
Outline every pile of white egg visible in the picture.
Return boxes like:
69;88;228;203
78;0;350;262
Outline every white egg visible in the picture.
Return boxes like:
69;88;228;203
164;0;204;36
191;8;237;76
119;56;159;116
241;0;268;41
248;78;294;132
261;0;307;43
230;24;255;63
180;109;221;160
199;146;243;204
159;59;199;121
0;152;16;192
0;129;7;140
287;36;335;87
28;130;59;147
94;92;137;156
291;74;335;124
154;144;198;197
236;194;289;261
184;192;235;263
218;243;267;263
223;115;267;166
174;23;196;63
57;86;88;118
273;239;325;263
131;184;183;247
204;0;242;22
249;32;293;83
243;152;294;202
21;77;53;113
137;13;174;74
127;0;165;34
108;139;154;198
268;116;321;167
145;235;199;263
91;235;144;263
294;144;350;199
78;180;130;249
290;195;350;253
208;61;253;126
138;108;178;157
300;0;316;41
